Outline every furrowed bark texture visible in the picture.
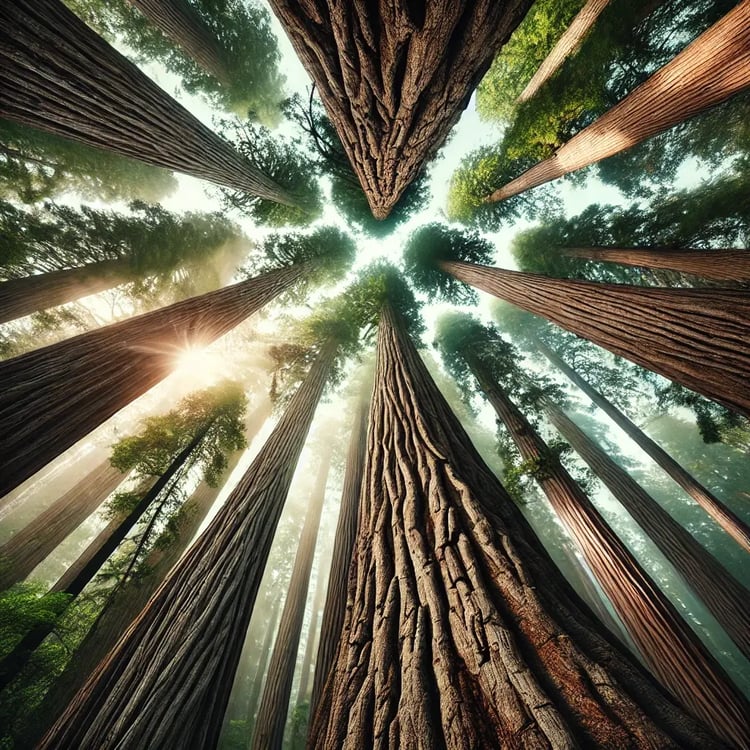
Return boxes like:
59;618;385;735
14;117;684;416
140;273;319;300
488;0;750;201
517;0;611;103
441;260;750;417
537;339;750;553
544;400;750;663
39;343;337;750
310;305;727;750
126;0;230;84
472;364;748;745
0;262;304;499
0;259;133;324
564;246;750;283
0;0;297;205
309;399;368;716
0;460;125;590
266;0;532;218
251;449;332;750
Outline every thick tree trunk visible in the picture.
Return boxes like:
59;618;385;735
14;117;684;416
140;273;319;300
0;262;306;499
0;258;134;324
517;0;611;104
39;342;338;750
0;0;298;205
310;305;733;749
544;400;750;663
488;1;750;201
266;0;532;218
309;399;367;717
564;246;750;283
250;449;332;750
126;0;230;85
441;260;750;418
0;459;125;590
245;598;283;732
537;339;750;553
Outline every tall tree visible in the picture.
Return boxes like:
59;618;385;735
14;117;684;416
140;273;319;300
0;227;354;498
0;0;299;205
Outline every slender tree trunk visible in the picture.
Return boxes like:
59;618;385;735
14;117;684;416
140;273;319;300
544;400;750;662
39;341;338;750
517;0;611;104
0;460;125;590
295;559;328;706
251;448;332;750
564;246;750;283
487;1;750;201
310;304;732;749
126;0;230;85
0;0;298;205
309;399;367;717
0;262;306;499
245;598;283;732
440;260;750;417
537;339;750;553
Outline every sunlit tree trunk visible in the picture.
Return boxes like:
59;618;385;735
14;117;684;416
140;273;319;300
487;1;750;201
564;246;750;283
439;260;750;417
0;262;306;499
310;305;735;749
0;460;125;590
0;0;298;205
39;342;338;750
536;339;750;553
250;448;332;750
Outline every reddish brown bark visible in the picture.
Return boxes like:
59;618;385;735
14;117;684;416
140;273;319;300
266;0;532;218
440;260;750;418
488;1;750;201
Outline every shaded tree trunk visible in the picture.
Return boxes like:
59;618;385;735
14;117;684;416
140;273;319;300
488;1;750;201
310;305;733;749
295;558;328;706
517;0;611;104
250;448;332;750
0;262;306;499
544;400;750;662
39;341;338;750
440;260;750;418
0;0;298;205
309;398;367;717
564;246;750;283
537;339;750;553
266;0;532;218
0;459;125;590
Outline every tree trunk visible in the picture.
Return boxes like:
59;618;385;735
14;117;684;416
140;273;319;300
440;260;750;418
488;1;750;201
517;0;611;104
266;0;532;218
309;304;733;749
126;0;230;85
0;0;298;205
251;448;332;750
245;598;283;732
544;400;750;662
537;339;750;553
309;398;367;717
0;262;306;499
564;246;750;283
295;558;328;706
0;459;125;590
39;341;338;750
0;258;135;324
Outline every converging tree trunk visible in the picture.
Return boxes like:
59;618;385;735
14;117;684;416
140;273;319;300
310;305;736;749
487;1;750;201
251;448;332;750
245;598;283;733
295;564;327;707
0;0;298;205
39;341;339;750
0;262;306;499
536;339;750;553
439;260;750;417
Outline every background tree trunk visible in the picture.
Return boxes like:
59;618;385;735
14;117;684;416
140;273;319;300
295;561;328;706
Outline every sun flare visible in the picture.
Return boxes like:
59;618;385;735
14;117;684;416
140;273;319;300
172;345;225;387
